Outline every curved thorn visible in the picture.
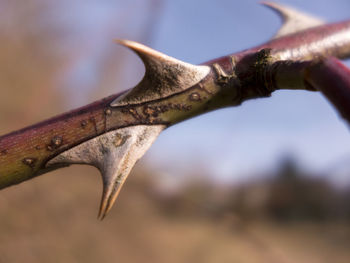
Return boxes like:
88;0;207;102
47;125;165;219
99;180;124;220
114;39;176;66
98;178;124;220
111;39;210;107
261;1;324;38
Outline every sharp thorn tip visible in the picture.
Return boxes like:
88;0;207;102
47;125;165;220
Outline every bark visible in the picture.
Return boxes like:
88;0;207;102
1;3;350;217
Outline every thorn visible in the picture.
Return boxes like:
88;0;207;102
98;178;125;220
46;125;165;219
114;39;171;64
98;180;125;220
97;152;131;220
261;2;324;38
111;39;210;107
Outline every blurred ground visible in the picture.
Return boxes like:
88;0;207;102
0;166;350;263
1;1;350;262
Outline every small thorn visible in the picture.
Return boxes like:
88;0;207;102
261;1;324;38
114;39;169;62
112;39;210;107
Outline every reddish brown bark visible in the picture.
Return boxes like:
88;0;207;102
305;57;350;123
1;19;350;190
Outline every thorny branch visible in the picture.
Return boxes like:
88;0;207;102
1;2;350;219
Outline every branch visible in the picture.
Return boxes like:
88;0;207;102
305;57;350;123
1;2;350;219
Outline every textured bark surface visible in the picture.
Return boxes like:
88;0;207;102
1;20;350;189
1;3;350;217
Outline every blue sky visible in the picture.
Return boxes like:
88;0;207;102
146;0;350;185
49;0;350;185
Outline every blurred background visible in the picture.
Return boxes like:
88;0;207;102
1;0;350;262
